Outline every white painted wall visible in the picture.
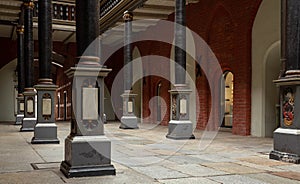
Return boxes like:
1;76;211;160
0;59;17;122
251;0;280;137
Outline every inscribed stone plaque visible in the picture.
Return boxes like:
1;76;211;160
20;102;24;112
128;101;133;113
180;98;187;115
42;98;52;115
82;88;98;120
27;99;34;113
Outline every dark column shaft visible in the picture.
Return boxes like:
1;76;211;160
38;0;52;79
23;1;34;88
175;0;186;84
76;0;99;58
17;10;25;94
286;0;300;70
281;0;287;76
124;11;133;91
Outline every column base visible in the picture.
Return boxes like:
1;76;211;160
269;128;300;164
15;114;24;125
270;150;300;164
166;120;195;140
60;135;116;178
31;123;59;144
60;161;116;178
20;118;36;132
120;115;138;129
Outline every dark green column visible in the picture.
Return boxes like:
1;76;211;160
31;0;59;144
270;0;300;164
120;11;138;129
15;10;25;125
21;0;36;132
60;0;115;177
167;0;194;140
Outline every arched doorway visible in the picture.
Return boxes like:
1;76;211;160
222;71;234;128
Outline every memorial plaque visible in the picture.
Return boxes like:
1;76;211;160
180;98;187;115
128;101;133;113
82;88;98;120
27;99;34;113
20;102;24;112
42;98;52;115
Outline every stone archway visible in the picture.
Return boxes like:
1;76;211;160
251;0;280;137
0;59;18;122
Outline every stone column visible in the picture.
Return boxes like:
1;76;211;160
21;0;36;132
15;10;25;125
60;0;116;177
31;0;59;144
120;11;138;129
270;0;300;164
166;0;195;139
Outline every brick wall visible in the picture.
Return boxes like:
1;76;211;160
123;0;262;135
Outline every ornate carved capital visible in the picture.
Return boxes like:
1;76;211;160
23;1;34;9
16;25;24;34
123;11;133;21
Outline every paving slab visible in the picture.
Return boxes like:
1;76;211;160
132;165;189;179
271;172;300;182
158;177;219;184
164;163;227;177
246;173;300;184
0;170;64;184
208;174;269;184
201;162;265;174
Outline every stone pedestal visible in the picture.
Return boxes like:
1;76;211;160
21;88;36;132
60;135;115;177
167;84;195;139
31;79;59;144
120;90;138;129
60;64;115;178
15;94;24;125
270;77;300;164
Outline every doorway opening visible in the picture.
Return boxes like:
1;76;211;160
222;71;234;128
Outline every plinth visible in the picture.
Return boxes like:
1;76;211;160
120;90;138;129
20;88;36;132
167;84;195;139
60;62;116;178
15;94;24;125
31;79;59;144
270;76;300;164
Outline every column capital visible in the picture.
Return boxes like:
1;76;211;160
16;25;24;34
123;11;133;21
23;1;34;9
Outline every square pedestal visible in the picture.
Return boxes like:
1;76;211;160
270;128;300;164
166;120;195;139
15;114;24;125
31;123;59;144
20;118;36;132
60;135;116;178
120;116;138;129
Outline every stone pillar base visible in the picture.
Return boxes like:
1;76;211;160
269;128;300;164
120;116;138;129
20;118;36;132
31;123;59;144
15;114;24;125
166;120;195;140
60;135;116;178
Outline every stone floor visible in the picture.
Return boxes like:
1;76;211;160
0;121;300;184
